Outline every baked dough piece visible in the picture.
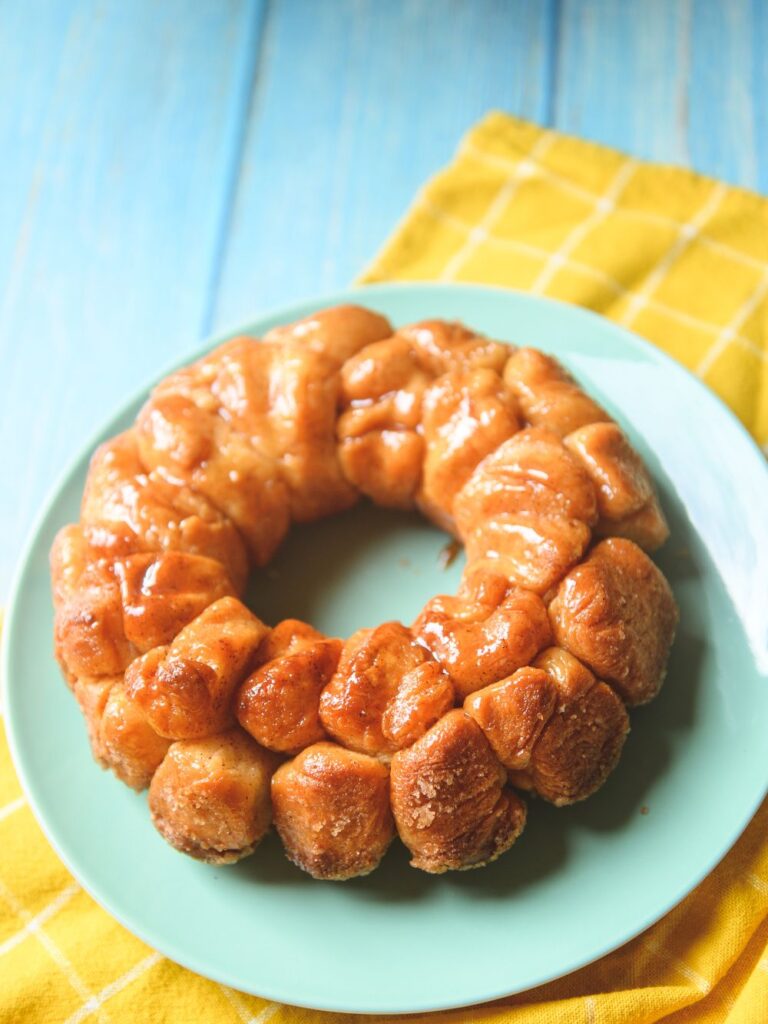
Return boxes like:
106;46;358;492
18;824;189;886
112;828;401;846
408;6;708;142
137;333;361;561
271;742;394;880
337;321;511;508
136;353;291;565
263;341;359;522
51;307;677;880
379;662;456;750
390;710;526;873
418;367;521;533
80;430;248;591
413;570;551;698
454;427;598;595
319;622;454;756
100;684;172;790
463;667;556;772
397;320;509;374
51;526;135;682
564;422;669;551
149;729;277;863
72;675;120;765
236;619;340;753
336;335;431;508
503;347;611;437
465;648;629;805
51;527;237;682
125;597;268;739
114;551;235;652
71;672;171;791
549;538;678;706
264;304;393;365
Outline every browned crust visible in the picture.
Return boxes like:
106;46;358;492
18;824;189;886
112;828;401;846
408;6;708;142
390;710;527;873
548;538;679;706
149;729;278;863
52;316;675;880
271;743;394;880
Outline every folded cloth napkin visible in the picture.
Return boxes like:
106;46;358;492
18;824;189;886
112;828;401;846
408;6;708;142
1;113;767;1024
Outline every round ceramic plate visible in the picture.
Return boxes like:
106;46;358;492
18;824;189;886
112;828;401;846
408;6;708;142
4;283;768;1014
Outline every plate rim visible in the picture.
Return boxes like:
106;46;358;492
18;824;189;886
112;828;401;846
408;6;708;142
3;281;768;1014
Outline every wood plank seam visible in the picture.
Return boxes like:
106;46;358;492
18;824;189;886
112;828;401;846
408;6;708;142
543;0;562;127
199;0;271;338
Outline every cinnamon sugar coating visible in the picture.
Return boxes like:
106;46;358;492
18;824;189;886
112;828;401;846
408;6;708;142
413;570;551;698
149;729;278;863
272;742;394;880
549;538;678;706
390;710;527;873
236;619;340;753
52;306;677;879
319;621;454;757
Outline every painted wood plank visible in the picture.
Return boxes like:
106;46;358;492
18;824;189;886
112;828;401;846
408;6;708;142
688;0;768;192
0;0;266;594
554;0;691;166
210;0;557;330
752;0;768;193
555;0;767;191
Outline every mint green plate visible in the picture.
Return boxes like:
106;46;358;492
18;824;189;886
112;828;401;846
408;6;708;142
4;284;768;1014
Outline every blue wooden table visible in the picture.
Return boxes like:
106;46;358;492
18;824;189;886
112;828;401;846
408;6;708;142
1;0;766;596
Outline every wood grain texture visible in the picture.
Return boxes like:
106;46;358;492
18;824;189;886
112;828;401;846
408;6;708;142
210;0;556;329
0;0;266;591
555;0;691;165
688;0;768;191
0;0;766;594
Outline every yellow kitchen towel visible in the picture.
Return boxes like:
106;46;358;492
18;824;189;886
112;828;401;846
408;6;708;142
2;113;767;1023
363;113;768;450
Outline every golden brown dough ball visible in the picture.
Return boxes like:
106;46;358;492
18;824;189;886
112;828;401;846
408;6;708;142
454;426;598;595
418;367;521;533
549;538;678;706
72;673;170;791
80;430;249;591
265;341;359;522
396;320;509;374
51;526;135;682
100;684;172;790
513;647;629;805
503;347;611;437
465;649;629;805
72;676;119;765
149;729;277;863
137;331;360;551
337;430;424;510
337;320;512;509
337;334;430;507
136;339;292;566
264;304;393;365
51;526;239;688
113;551;235;652
463;667;557;771
390;710;526;873
236;619;340;753
413;570;551;698
125;597;268;739
271;742;394;880
379;661;456;750
319;622;454;756
564;422;669;551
